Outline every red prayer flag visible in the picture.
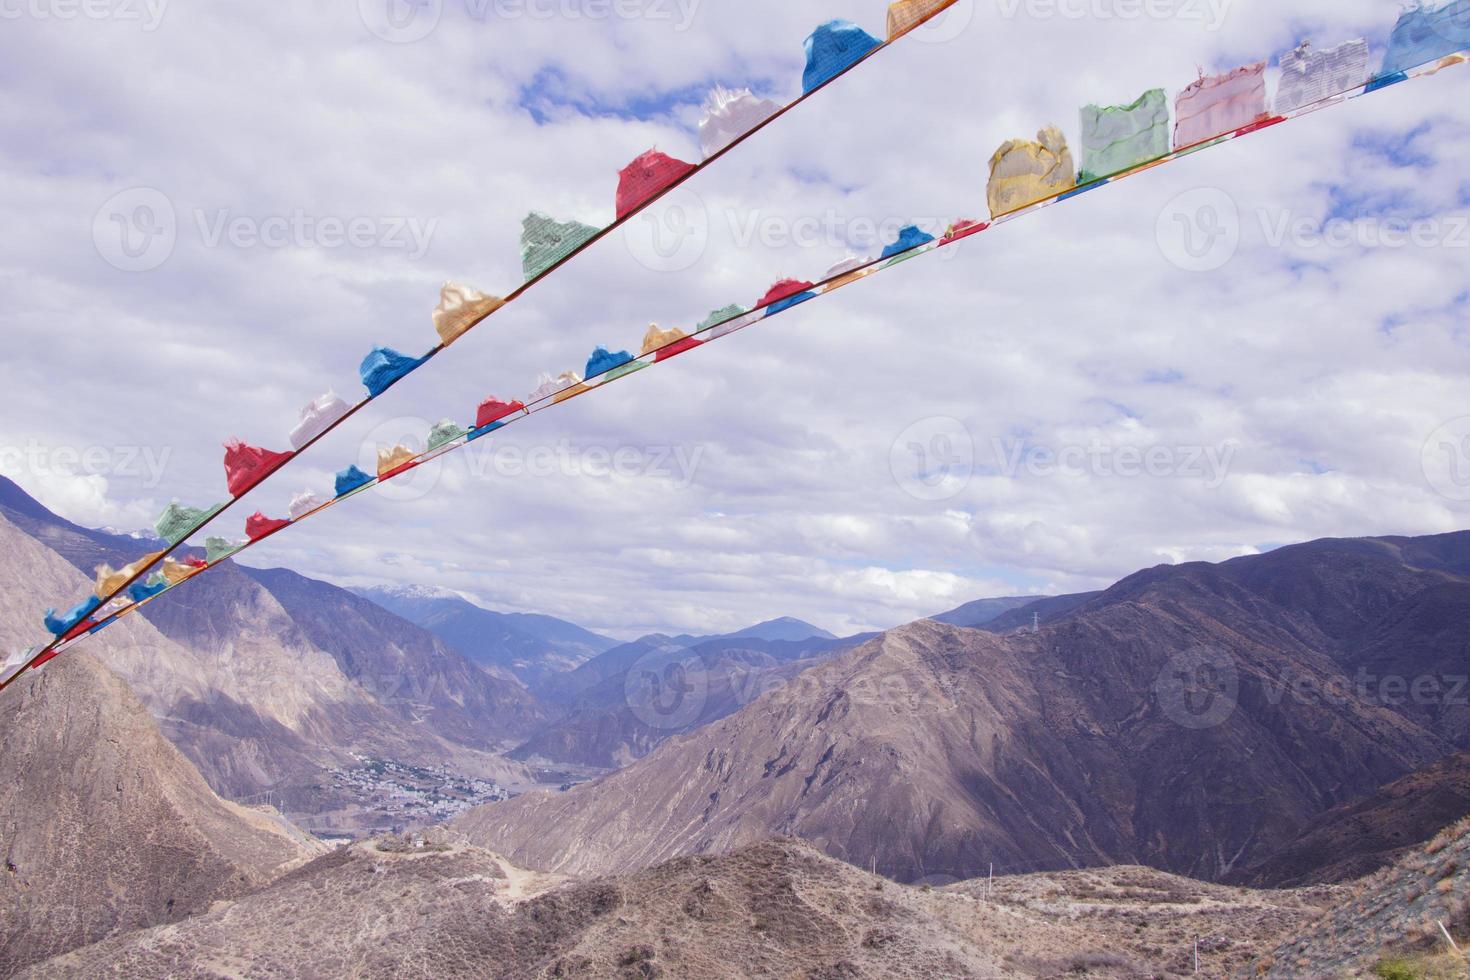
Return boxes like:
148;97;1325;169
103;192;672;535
758;279;816;307
616;149;697;220
224;440;295;498
476;397;526;430
246;512;290;541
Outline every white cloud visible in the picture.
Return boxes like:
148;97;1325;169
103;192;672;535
1;0;1467;639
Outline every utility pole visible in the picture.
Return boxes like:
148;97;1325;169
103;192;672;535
988;863;994;899
1194;937;1199;974
1032;613;1039;634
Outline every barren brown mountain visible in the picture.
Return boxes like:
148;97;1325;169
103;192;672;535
0;652;320;976
457;533;1470;884
1237;751;1470;887
0;480;539;821
22;835;1336;979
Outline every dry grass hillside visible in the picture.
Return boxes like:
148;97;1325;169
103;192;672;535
1259;818;1470;978
24;834;1349;979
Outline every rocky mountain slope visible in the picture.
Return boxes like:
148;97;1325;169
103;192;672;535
0;481;539;827
21;835;1340;979
1237;751;1470;888
1258;817;1470;978
457;533;1470;884
0;652;321;976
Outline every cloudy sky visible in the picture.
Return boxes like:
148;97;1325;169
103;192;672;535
1;0;1467;639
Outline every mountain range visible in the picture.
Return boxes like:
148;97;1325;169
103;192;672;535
456;532;1470;886
0;477;548;831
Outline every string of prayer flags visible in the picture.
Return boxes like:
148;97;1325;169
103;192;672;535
1079;88;1170;183
1276;40;1371;113
699;86;781;159
803;20;882;94
335;465;373;498
887;0;958;40
522;213;600;282
616;150;697;220
759;279;819;316
987;126;1076;218
434;283;506;347
360;347;428;398
224;440;295;498
1173;63;1269;148
246;512;290;542
289;391;351;451
14;4;1470;685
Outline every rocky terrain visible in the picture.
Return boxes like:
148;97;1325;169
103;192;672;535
0;652;322;976
457;533;1470;884
0;479;543;829
1237;751;1470;888
1256;817;1470;977
21;835;1343;979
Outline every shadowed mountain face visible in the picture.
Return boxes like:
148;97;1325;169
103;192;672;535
0;653;321;976
458;532;1470;884
1235;751;1470;888
0;479;541;823
356;586;615;689
513;632;872;769
244;568;546;746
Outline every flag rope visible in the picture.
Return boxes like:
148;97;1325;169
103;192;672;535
5;7;958;667
7;47;1464;688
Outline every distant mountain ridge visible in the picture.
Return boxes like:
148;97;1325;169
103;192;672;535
458;531;1470;884
355;585;616;689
